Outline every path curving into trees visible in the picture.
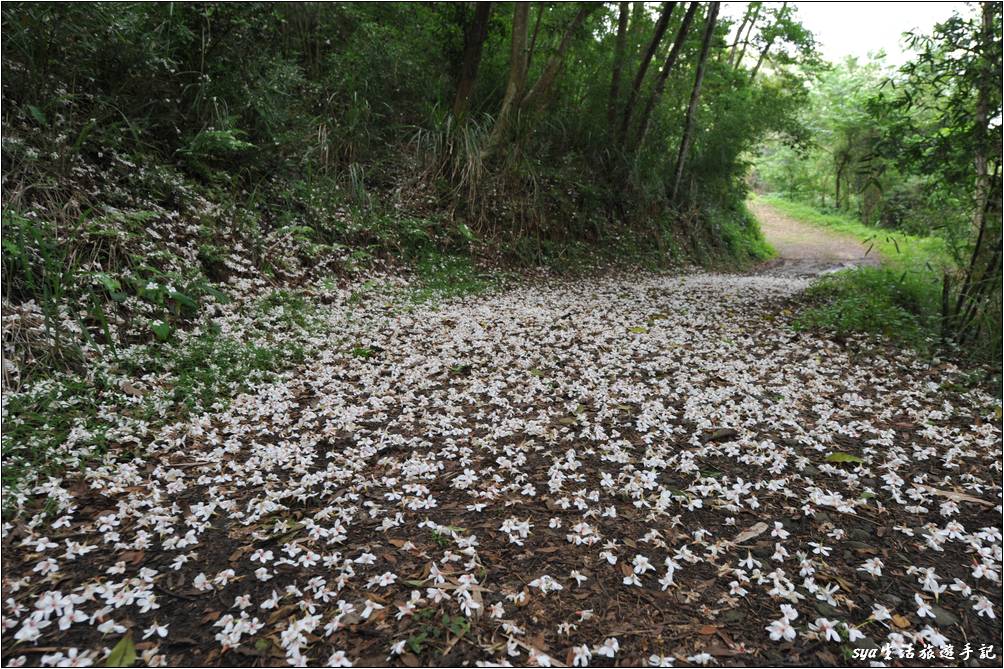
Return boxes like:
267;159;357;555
750;199;881;277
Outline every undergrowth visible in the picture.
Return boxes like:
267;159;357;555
764;195;999;372
794;266;938;351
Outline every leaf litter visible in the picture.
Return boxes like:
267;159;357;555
2;271;1001;667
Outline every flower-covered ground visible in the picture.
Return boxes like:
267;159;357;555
2;268;1002;667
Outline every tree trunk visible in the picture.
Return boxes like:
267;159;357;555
835;162;843;209
525;3;545;77
607;2;630;132
521;4;599;112
749;2;786;82
632;2;699;152
618;2;677;146
452;2;494;119
625;2;648;74
670;2;719;201
732;2;761;70
952;2;995;334
484;2;529;154
727;3;754;67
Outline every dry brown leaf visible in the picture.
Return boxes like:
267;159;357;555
120;550;145;565
916;484;994;507
120;381;146;397
732;521;769;545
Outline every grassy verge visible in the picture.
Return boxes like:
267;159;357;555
753;195;949;354
755;194;949;271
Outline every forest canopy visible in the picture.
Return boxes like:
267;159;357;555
2;2;818;263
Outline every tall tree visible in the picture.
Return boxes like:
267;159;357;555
730;2;761;70
607;2;630;132
749;2;788;81
618;2;677;146
485;2;530;153
670;1;719;201
952;1;1002;342
521;4;598;112
632;2;699;152
484;3;598;155
452;2;494;119
726;2;755;66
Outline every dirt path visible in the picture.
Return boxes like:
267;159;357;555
750;199;881;276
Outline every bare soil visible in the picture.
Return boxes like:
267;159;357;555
750;200;881;276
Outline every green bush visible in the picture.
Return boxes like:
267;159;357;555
795;266;939;350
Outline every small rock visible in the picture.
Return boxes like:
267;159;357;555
704;427;739;443
815;602;841;617
931;606;960;627
848;528;871;542
880;593;903;607
852;636;881;651
719;609;745;624
846;540;875;551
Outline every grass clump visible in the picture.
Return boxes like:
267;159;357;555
794;266;939;351
763;196;995;363
410;251;495;303
719;205;777;265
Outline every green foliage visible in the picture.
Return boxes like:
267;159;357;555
2;1;822;273
824;452;865;464
795;266;938;350
105;635;137;668
716;203;777;265
769;195;999;365
755;5;1001;359
410;251;495;303
757;195;948;271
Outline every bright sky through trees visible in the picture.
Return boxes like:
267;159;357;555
724;1;973;65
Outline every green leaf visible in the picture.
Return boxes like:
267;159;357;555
94;272;121;293
169;291;198;308
407;631;428;654
825;452;864;464
150;321;172;341
628;326;648;334
27;105;47;127
106;635;137;667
